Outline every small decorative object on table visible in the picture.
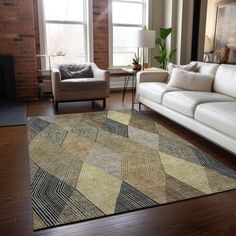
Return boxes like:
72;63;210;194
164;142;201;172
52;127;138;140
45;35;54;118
132;53;142;71
217;45;230;64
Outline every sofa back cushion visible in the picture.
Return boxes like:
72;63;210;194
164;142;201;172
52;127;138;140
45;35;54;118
167;69;214;91
213;64;236;98
192;61;219;76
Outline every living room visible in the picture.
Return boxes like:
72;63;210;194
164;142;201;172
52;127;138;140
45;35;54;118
1;0;236;235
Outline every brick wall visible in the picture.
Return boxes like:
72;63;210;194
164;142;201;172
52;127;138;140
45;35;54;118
0;0;38;100
93;0;109;69
33;0;41;73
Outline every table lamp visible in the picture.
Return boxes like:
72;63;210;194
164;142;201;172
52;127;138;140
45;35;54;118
136;26;156;70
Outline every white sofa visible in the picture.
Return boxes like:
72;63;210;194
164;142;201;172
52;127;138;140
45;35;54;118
136;62;236;154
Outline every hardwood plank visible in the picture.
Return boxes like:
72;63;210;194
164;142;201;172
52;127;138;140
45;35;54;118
0;129;33;235
0;91;236;236
34;190;236;236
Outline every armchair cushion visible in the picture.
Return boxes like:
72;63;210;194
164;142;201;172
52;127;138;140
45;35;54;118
59;64;93;80
60;78;107;91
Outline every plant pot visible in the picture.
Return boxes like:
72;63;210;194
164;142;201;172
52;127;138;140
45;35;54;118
132;64;142;71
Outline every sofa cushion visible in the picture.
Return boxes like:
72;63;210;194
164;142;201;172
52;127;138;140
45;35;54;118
195;102;236;139
162;91;235;117
167;69;214;91
138;82;179;104
60;78;106;91
213;64;236;98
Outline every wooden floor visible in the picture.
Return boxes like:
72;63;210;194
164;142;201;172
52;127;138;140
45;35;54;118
1;91;236;236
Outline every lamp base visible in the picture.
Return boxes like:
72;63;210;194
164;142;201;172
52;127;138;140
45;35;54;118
143;63;149;69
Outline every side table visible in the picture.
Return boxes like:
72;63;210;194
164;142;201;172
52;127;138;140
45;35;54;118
121;68;138;109
108;68;137;108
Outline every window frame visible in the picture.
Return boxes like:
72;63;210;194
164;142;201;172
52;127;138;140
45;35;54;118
37;0;93;70
108;0;150;68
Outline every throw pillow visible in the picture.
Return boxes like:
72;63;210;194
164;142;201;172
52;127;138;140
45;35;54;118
167;68;215;92
71;65;93;78
168;62;198;76
59;66;73;80
59;65;93;80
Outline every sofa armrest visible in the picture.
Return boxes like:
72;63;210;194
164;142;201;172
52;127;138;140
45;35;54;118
136;70;169;85
136;70;168;102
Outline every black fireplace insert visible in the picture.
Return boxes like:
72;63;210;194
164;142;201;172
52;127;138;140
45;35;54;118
0;55;16;101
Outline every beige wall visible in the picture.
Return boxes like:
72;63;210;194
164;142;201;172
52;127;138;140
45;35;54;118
204;0;236;61
205;0;236;40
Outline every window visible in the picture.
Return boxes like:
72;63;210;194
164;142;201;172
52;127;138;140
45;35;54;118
109;0;148;67
38;0;92;68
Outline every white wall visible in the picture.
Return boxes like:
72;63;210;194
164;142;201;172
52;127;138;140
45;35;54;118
150;0;164;67
180;0;194;64
198;0;208;61
155;0;194;65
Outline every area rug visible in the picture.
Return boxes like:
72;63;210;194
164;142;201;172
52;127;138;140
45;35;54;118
28;109;236;230
0;101;26;127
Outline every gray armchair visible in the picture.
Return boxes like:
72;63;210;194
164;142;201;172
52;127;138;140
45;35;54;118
51;63;110;111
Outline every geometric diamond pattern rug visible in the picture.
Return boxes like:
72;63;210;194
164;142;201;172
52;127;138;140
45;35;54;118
28;109;236;230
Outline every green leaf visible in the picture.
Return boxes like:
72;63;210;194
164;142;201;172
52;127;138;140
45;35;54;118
154;55;163;64
169;49;176;61
160;28;172;39
132;52;140;64
155;38;162;45
154;27;175;69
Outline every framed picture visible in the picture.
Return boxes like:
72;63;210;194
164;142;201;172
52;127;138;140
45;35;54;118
214;3;236;62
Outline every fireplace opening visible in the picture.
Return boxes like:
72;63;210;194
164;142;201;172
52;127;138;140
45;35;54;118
0;66;5;99
0;55;16;101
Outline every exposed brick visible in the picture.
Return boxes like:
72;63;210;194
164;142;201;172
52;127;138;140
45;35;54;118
33;0;41;75
93;0;109;69
0;0;38;100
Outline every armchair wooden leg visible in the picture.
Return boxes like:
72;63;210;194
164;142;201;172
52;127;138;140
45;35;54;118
54;101;58;112
103;98;106;109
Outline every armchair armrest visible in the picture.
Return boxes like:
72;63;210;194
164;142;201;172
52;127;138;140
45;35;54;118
51;69;62;96
94;68;110;79
92;64;110;89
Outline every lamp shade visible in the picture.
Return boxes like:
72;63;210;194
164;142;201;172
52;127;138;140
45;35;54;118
136;30;156;48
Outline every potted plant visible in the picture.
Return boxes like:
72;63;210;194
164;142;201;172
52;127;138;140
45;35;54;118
132;52;142;71
154;28;176;69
